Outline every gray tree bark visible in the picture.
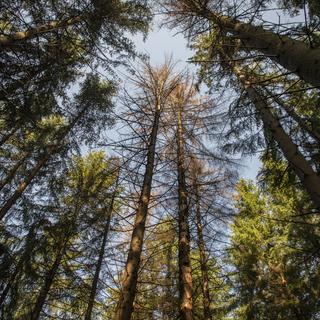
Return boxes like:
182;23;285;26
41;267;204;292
223;50;320;208
176;102;193;320
202;8;320;87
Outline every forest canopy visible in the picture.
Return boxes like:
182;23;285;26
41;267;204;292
0;0;320;319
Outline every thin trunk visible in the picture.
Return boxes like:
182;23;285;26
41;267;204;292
84;180;118;320
114;102;161;320
202;8;320;86
265;89;320;144
29;196;82;319
223;51;320;208
0;108;86;220
176;104;193;320
0;150;51;220
194;181;211;320
0;15;83;50
30;237;68;320
0;224;38;308
0;151;30;192
0;258;23;307
163;241;174;320
0;127;18;147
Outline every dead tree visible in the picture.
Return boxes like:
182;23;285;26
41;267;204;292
114;60;181;320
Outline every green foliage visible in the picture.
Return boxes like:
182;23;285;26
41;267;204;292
1;2;320;319
280;0;320;18
229;157;320;319
0;151;119;318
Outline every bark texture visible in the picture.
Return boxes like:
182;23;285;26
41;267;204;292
204;10;320;87
176;103;193;320
193;176;211;319
30;237;68;320
114;103;161;320
223;52;320;208
84;180;118;320
0;16;83;50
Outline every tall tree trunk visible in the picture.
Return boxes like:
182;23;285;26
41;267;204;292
176;103;193;320
193;176;211;320
84;178;118;320
113;101;161;320
265;89;320;144
0;107;86;220
0;127;18;147
200;7;320;87
0;258;23;307
0;223;38;308
0;149;52;220
0;15;83;50
30;237;68;320
29;195;82;319
0;151;30;192
222;50;320;208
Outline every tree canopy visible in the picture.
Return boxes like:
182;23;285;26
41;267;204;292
1;0;320;319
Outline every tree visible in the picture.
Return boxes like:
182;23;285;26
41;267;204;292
84;165;120;320
171;83;195;320
223;51;320;208
161;0;320;87
0;74;116;221
190;158;212;319
0;0;150;52
229;157;320;319
114;60;180;320
187;28;320;209
0;151;119;319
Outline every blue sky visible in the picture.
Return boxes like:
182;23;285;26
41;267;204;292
131;24;261;181
134;24;192;64
113;5;307;181
126;7;307;181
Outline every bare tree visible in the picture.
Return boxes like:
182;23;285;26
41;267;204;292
114;60;181;320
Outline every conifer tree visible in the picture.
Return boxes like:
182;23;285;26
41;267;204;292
0;74;116;221
161;0;320;86
229;157;320;319
114;60;180;320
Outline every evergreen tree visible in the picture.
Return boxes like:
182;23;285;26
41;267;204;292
229;157;320;319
